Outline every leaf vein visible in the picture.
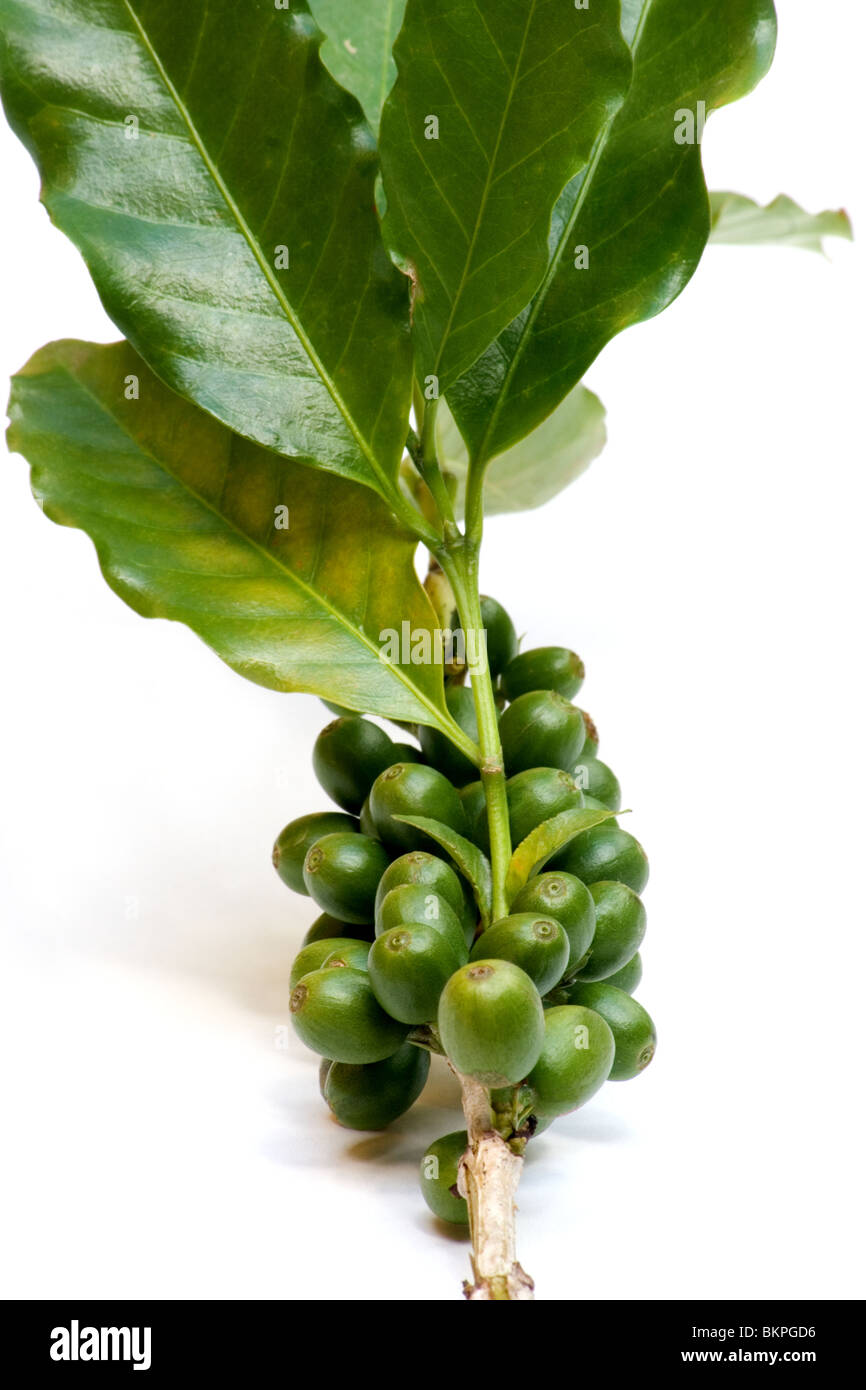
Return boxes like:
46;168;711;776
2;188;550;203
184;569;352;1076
120;0;391;491
52;359;452;733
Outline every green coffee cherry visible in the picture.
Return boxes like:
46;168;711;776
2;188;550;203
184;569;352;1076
302;913;373;945
470;914;569;995
324;1040;430;1131
318;1056;333;1099
302;831;389;924
605;952;642;994
312;717;397;813
289;967;408;1063
574;755;622;812
375;884;467;962
392;742;423;763
420;1130;469;1225
438;960;545;1085
551;823;649;894
510;871;596;977
574;881;647;982
530;1111;556;1136
496;767;585;849
369;762;468;853
580;711;599;758
418;686;479;787
374;849;477;948
480;595;519;677
321;940;371;973
273;811;358;895
525;1005;615;1117
369;923;462;1024
565;982;656;1080
290;936;369;990
358;796;377;838
460;780;487;840
499;691;586;775
374;849;467;923
500;646;585;702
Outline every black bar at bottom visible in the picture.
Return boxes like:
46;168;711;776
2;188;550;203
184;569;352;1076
0;1298;859;1374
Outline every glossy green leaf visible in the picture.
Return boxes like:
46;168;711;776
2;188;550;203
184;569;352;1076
450;0;778;464
709;191;853;253
0;0;412;499
394;814;492;925
379;0;631;390
6;339;470;734
505;807;620;905
436;382;606;518
309;0;406;133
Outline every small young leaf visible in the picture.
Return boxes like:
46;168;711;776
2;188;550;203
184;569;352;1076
436;385;606;518
450;0;779;464
394;815;492;926
6;339;459;732
0;0;412;500
709;192;853;253
309;0;406;132
379;0;631;390
505;807;620;905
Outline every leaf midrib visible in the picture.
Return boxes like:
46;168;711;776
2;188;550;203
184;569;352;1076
429;0;536;384
53;356;455;735
120;0;395;493
469;0;655;465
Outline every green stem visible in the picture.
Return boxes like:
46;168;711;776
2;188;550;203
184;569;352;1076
387;480;443;551
439;543;511;923
424;469;459;543
409;401;461;545
464;460;487;553
416;416;508;917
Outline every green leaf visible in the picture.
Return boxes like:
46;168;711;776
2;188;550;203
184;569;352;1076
6;338;467;734
394;815;492;925
709;191;853;253
309;0;406;133
505;807;620;905
0;0;412;500
436;382;606;517
450;0;778;464
379;0;631;391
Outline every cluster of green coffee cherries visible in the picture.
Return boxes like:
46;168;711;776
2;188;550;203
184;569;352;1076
274;596;655;1225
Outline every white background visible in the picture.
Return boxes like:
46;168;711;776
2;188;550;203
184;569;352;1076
1;1;864;1302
